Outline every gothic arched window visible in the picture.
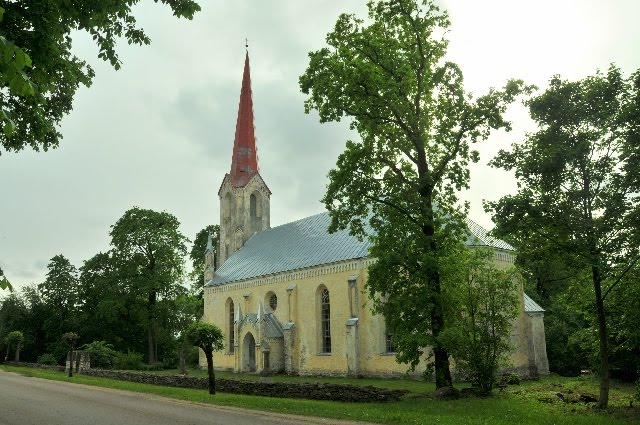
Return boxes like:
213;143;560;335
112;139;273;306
321;288;331;353
228;299;235;353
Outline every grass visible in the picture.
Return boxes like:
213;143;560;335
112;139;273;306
1;365;637;425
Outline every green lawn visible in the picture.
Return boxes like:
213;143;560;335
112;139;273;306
1;365;637;425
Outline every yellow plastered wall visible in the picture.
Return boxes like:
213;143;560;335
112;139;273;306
202;249;534;377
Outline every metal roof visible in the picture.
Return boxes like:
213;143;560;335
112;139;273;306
210;212;371;286
209;211;513;286
524;293;545;313
465;217;514;250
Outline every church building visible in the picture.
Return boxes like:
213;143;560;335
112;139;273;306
202;51;549;378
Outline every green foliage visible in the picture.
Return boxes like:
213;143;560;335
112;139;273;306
300;0;530;388
487;65;640;407
5;330;23;348
185;322;224;353
81;341;118;369
0;0;200;154
109;207;188;364
185;321;224;394
113;351;145;371
3;365;638;425
5;330;24;362
37;353;57;365
441;249;519;395
0;266;13;292
635;378;640;402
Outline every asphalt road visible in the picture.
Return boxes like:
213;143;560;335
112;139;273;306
0;370;375;425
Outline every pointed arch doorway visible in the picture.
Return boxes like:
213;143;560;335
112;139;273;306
242;333;256;372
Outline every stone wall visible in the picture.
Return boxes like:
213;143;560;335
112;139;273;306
5;361;65;372
82;369;407;402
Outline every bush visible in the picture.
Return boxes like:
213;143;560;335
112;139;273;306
113;351;145;370
37;353;57;365
635;378;640;402
442;250;520;395
81;341;118;369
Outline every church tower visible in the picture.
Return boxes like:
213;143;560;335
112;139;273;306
217;50;271;267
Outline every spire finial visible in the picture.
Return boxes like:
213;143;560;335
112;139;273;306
245;38;248;49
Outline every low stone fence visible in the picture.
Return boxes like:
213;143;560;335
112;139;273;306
4;361;64;372
82;369;408;402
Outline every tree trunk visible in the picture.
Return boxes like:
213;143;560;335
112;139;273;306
147;290;157;364
422;205;453;389
592;264;610;408
14;342;21;363
204;348;216;395
430;283;453;389
179;349;187;375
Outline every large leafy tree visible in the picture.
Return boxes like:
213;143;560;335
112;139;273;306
39;254;80;352
299;0;528;388
109;207;188;364
77;251;147;355
486;66;640;408
0;0;200;153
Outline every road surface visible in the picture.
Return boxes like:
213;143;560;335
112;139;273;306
0;370;376;425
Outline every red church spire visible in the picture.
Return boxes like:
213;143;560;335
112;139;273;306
229;49;259;188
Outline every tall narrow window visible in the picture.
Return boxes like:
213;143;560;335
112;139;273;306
385;329;396;353
321;288;331;353
250;193;257;218
229;300;235;353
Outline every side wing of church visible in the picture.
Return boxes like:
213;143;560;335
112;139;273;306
202;51;549;378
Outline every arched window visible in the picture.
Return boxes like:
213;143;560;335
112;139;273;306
228;300;235;353
321;288;331;353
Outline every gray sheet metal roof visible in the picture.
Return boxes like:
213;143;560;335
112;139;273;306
210;212;371;286
209;211;513;286
465;217;514;250
524;293;545;313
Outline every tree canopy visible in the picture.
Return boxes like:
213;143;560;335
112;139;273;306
487;65;640;408
109;207;188;364
0;0;200;153
300;0;528;388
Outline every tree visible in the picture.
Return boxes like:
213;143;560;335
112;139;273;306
486;66;640;408
5;330;23;362
109;207;188;364
39;255;80;352
173;294;201;375
62;332;78;377
0;266;12;291
299;0;529;389
441;249;519;395
0;0;200;153
77;251;147;356
185;322;224;394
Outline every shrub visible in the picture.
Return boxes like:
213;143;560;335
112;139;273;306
635;378;640;402
81;341;118;369
37;353;57;365
441;249;520;395
113;351;145;370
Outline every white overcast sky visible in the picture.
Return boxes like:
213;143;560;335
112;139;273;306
1;0;639;289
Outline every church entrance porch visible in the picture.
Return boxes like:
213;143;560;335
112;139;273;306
242;333;256;372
